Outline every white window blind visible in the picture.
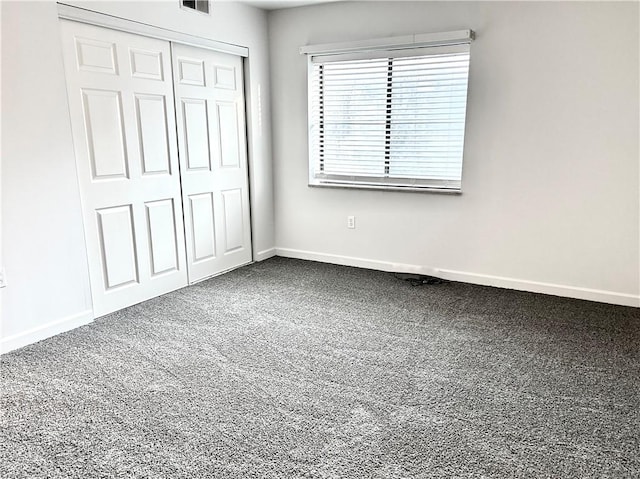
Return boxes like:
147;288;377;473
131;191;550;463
306;37;472;192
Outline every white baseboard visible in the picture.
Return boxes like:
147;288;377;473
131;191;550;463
434;269;639;307
1;310;93;355
275;248;640;307
255;247;277;262
275;247;437;275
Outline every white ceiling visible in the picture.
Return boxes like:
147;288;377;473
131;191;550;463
237;0;340;11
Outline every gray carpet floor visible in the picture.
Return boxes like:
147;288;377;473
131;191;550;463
1;257;638;478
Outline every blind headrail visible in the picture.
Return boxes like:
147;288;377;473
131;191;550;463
300;30;475;57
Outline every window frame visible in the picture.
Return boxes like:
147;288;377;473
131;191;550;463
304;31;474;194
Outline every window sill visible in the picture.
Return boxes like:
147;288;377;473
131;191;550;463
308;182;462;194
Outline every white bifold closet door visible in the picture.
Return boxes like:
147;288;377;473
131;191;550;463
60;20;252;317
172;44;252;283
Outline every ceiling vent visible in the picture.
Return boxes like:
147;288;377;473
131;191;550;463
181;0;210;15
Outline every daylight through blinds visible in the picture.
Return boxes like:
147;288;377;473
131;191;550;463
309;43;471;190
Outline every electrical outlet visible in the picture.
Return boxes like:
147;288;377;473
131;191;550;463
347;216;355;229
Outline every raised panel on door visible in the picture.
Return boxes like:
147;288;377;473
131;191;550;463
213;65;236;90
75;36;118;74
183;192;218;282
177;57;205;86
182;99;211;171
145;199;179;276
189;193;216;262
221;189;244;253
82;89;128;179
96;205;139;289
172;43;252;283
61;20;188;317
216;102;240;168
135;94;171;175
130;48;164;81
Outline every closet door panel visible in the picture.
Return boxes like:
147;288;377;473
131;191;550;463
172;43;252;283
61;20;187;317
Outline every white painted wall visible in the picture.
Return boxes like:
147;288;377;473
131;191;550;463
269;1;640;305
1;0;275;352
1;0;93;351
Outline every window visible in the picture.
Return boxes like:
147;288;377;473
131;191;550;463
181;0;210;15
305;32;473;192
